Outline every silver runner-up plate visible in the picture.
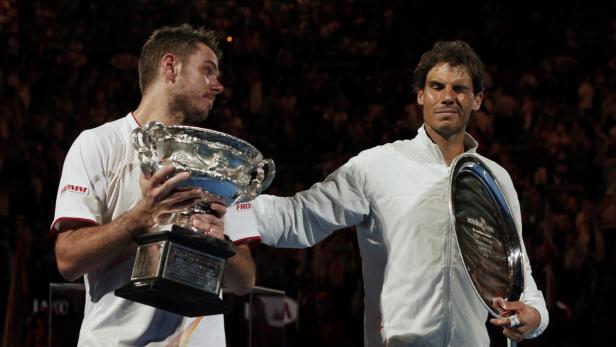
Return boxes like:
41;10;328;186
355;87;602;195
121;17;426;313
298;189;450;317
449;153;524;317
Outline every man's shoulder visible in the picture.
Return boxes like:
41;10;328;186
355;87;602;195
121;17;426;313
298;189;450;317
474;152;503;170
65;115;135;165
87;115;133;138
356;140;413;160
474;153;513;183
76;115;134;145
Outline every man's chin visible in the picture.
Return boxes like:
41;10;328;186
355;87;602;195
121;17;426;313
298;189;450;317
184;111;211;125
433;123;465;139
170;95;212;125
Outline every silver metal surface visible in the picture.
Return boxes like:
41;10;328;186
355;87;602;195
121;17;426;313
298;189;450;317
509;314;521;328
131;241;166;280
449;153;524;318
133;121;275;206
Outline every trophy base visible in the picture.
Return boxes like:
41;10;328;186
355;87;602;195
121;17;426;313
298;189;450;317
115;277;229;317
114;228;236;317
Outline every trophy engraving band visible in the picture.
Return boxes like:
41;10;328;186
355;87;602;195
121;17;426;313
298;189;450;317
163;242;224;294
449;153;524;318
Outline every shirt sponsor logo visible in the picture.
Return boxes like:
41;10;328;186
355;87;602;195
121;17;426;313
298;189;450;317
61;184;88;195
235;203;252;211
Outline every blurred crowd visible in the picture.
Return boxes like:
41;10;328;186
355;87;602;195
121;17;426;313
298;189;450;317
1;0;615;346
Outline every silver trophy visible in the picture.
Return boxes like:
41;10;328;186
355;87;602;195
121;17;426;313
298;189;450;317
449;153;524;346
115;121;275;316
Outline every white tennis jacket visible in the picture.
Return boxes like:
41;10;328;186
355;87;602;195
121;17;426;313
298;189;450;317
227;126;548;346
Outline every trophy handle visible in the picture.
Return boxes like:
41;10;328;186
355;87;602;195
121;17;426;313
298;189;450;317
260;158;276;191
133;122;164;176
243;158;275;201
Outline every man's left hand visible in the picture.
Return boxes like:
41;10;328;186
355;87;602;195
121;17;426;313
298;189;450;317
489;297;541;342
189;202;226;240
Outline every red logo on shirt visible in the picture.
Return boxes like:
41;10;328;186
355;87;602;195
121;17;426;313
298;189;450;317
61;184;88;195
235;203;252;211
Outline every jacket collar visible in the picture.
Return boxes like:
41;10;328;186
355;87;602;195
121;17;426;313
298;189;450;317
414;124;478;164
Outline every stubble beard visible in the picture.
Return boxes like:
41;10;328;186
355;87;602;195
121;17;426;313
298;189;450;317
434;123;466;140
427;114;469;141
169;92;211;126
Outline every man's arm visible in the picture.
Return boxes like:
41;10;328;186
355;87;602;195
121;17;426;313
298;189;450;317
223;244;256;295
255;158;370;248
56;209;148;282
55;167;204;281
489;166;549;341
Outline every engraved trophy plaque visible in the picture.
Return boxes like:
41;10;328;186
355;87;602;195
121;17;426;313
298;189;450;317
115;121;275;316
449;153;524;319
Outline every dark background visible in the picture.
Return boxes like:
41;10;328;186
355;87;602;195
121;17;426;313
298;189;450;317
1;0;615;346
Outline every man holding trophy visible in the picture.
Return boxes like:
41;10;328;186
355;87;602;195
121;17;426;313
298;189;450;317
52;24;263;346
226;41;549;346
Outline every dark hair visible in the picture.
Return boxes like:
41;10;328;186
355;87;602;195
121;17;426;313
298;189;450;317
413;40;485;94
138;23;222;94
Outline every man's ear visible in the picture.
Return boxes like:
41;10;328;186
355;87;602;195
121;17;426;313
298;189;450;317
472;91;483;111
161;54;178;82
417;90;424;106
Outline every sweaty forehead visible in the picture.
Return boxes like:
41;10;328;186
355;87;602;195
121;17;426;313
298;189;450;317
427;63;471;83
189;42;219;68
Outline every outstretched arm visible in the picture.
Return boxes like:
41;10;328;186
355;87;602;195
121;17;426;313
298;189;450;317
255;158;370;248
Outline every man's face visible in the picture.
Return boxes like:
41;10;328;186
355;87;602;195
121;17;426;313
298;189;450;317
417;63;482;140
169;42;224;124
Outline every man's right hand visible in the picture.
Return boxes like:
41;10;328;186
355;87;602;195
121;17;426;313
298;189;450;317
135;165;204;230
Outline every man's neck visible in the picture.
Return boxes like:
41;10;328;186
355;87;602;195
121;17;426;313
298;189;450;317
424;126;466;166
133;89;182;126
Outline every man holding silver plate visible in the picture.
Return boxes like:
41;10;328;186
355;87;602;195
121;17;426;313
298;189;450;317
226;41;549;346
52;24;264;346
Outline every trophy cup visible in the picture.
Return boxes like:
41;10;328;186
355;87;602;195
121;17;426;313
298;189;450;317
449;153;524;346
115;121;275;317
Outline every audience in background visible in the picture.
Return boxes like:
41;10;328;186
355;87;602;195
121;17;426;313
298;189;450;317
0;1;613;346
